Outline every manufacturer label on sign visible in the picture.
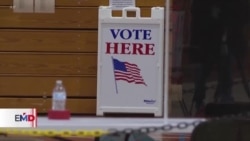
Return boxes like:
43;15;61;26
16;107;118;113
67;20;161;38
97;7;165;117
109;0;135;10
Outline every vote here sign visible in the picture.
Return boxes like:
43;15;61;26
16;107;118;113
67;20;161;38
97;7;165;117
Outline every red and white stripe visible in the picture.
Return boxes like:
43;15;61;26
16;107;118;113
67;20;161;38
31;108;37;128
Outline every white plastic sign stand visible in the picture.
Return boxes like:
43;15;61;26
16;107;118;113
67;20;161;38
97;6;165;117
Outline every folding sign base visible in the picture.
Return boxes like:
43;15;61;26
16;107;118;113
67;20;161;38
96;6;165;117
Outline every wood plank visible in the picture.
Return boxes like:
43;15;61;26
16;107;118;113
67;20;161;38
57;0;166;7
0;7;98;29
0;76;96;97
0;0;12;6
0;98;96;114
0;7;152;29
0;53;97;75
0;0;165;7
0;30;97;52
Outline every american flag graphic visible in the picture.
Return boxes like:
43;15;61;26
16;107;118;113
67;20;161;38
112;57;147;86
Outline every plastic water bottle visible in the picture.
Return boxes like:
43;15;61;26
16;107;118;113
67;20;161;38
52;80;67;111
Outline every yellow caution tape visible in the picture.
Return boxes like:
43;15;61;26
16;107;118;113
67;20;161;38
0;128;109;137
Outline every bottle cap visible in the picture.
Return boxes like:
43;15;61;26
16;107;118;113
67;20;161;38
56;80;63;84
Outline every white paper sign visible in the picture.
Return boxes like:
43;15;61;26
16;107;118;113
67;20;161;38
109;0;135;10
